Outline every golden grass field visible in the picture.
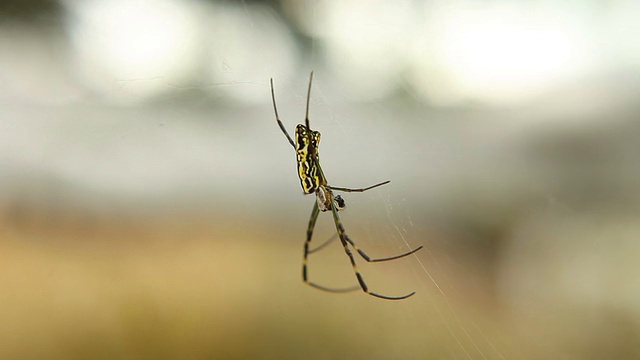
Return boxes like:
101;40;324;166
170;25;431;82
2;205;637;360
0;207;489;359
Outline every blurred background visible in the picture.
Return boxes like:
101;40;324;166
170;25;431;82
1;0;639;358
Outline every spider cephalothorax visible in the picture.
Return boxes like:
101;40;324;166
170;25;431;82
315;186;345;212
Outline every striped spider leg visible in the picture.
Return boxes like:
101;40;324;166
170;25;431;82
270;72;423;300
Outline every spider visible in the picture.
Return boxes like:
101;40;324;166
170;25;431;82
270;72;423;300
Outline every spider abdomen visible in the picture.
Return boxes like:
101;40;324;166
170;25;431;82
295;124;325;194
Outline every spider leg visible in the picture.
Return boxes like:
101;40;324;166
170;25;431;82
305;71;313;129
327;180;390;193
311;190;420;259
302;201;320;283
330;200;416;300
344;237;423;263
270;78;295;148
308;234;338;254
303;201;359;293
327;180;423;261
307;281;359;293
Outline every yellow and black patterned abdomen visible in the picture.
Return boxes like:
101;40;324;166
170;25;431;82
295;124;325;194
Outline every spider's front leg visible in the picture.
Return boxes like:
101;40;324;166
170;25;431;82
269;78;295;148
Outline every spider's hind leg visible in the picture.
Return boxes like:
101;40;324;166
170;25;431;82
303;201;360;294
330;201;418;300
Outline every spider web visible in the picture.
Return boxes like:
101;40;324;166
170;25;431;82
383;196;507;360
291;8;511;348
6;1;636;359
306;77;511;359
